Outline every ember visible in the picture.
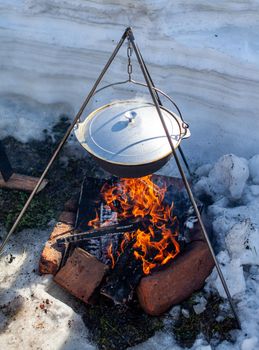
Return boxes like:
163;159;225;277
89;175;180;275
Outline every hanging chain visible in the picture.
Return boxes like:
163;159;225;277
127;39;133;81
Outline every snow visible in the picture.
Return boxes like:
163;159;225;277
250;185;259;197
0;94;74;143
0;0;259;348
193;296;207;315
0;227;96;350
241;337;258;350
0;1;259;164
225;220;259;265
181;308;190;319
194;164;213;178
206;252;246;298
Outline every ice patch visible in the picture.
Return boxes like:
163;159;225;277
225;220;259;265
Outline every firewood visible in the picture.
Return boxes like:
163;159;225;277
0;173;48;193
56;219;146;246
101;239;144;304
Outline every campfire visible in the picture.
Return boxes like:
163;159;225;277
39;174;214;315
87;175;180;275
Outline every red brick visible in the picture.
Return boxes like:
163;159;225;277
54;248;108;303
137;241;214;316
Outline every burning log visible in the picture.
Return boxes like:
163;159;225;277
97;176;181;274
72;175;183;304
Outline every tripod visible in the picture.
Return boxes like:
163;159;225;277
0;27;241;329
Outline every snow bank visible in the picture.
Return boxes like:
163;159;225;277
0;1;259;163
0;94;73;143
136;153;259;349
194;153;259;348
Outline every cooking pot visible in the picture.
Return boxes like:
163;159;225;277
74;99;190;178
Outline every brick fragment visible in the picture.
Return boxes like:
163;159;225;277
39;221;74;275
64;198;78;213
58;211;76;225
50;222;73;240
39;241;62;275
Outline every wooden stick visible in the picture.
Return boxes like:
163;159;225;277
0;173;48;193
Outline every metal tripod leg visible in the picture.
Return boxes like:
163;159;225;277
137;48;192;178
0;27;131;256
128;29;241;329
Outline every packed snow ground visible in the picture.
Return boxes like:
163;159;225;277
1;153;259;349
0;226;96;350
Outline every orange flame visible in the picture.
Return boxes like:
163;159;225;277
98;175;180;275
88;209;100;228
107;242;115;268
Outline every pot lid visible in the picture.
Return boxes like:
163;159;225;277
74;100;190;166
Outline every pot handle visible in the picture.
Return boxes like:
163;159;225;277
93;79;187;123
90;79;190;137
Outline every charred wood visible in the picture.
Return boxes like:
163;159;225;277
101;239;144;304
